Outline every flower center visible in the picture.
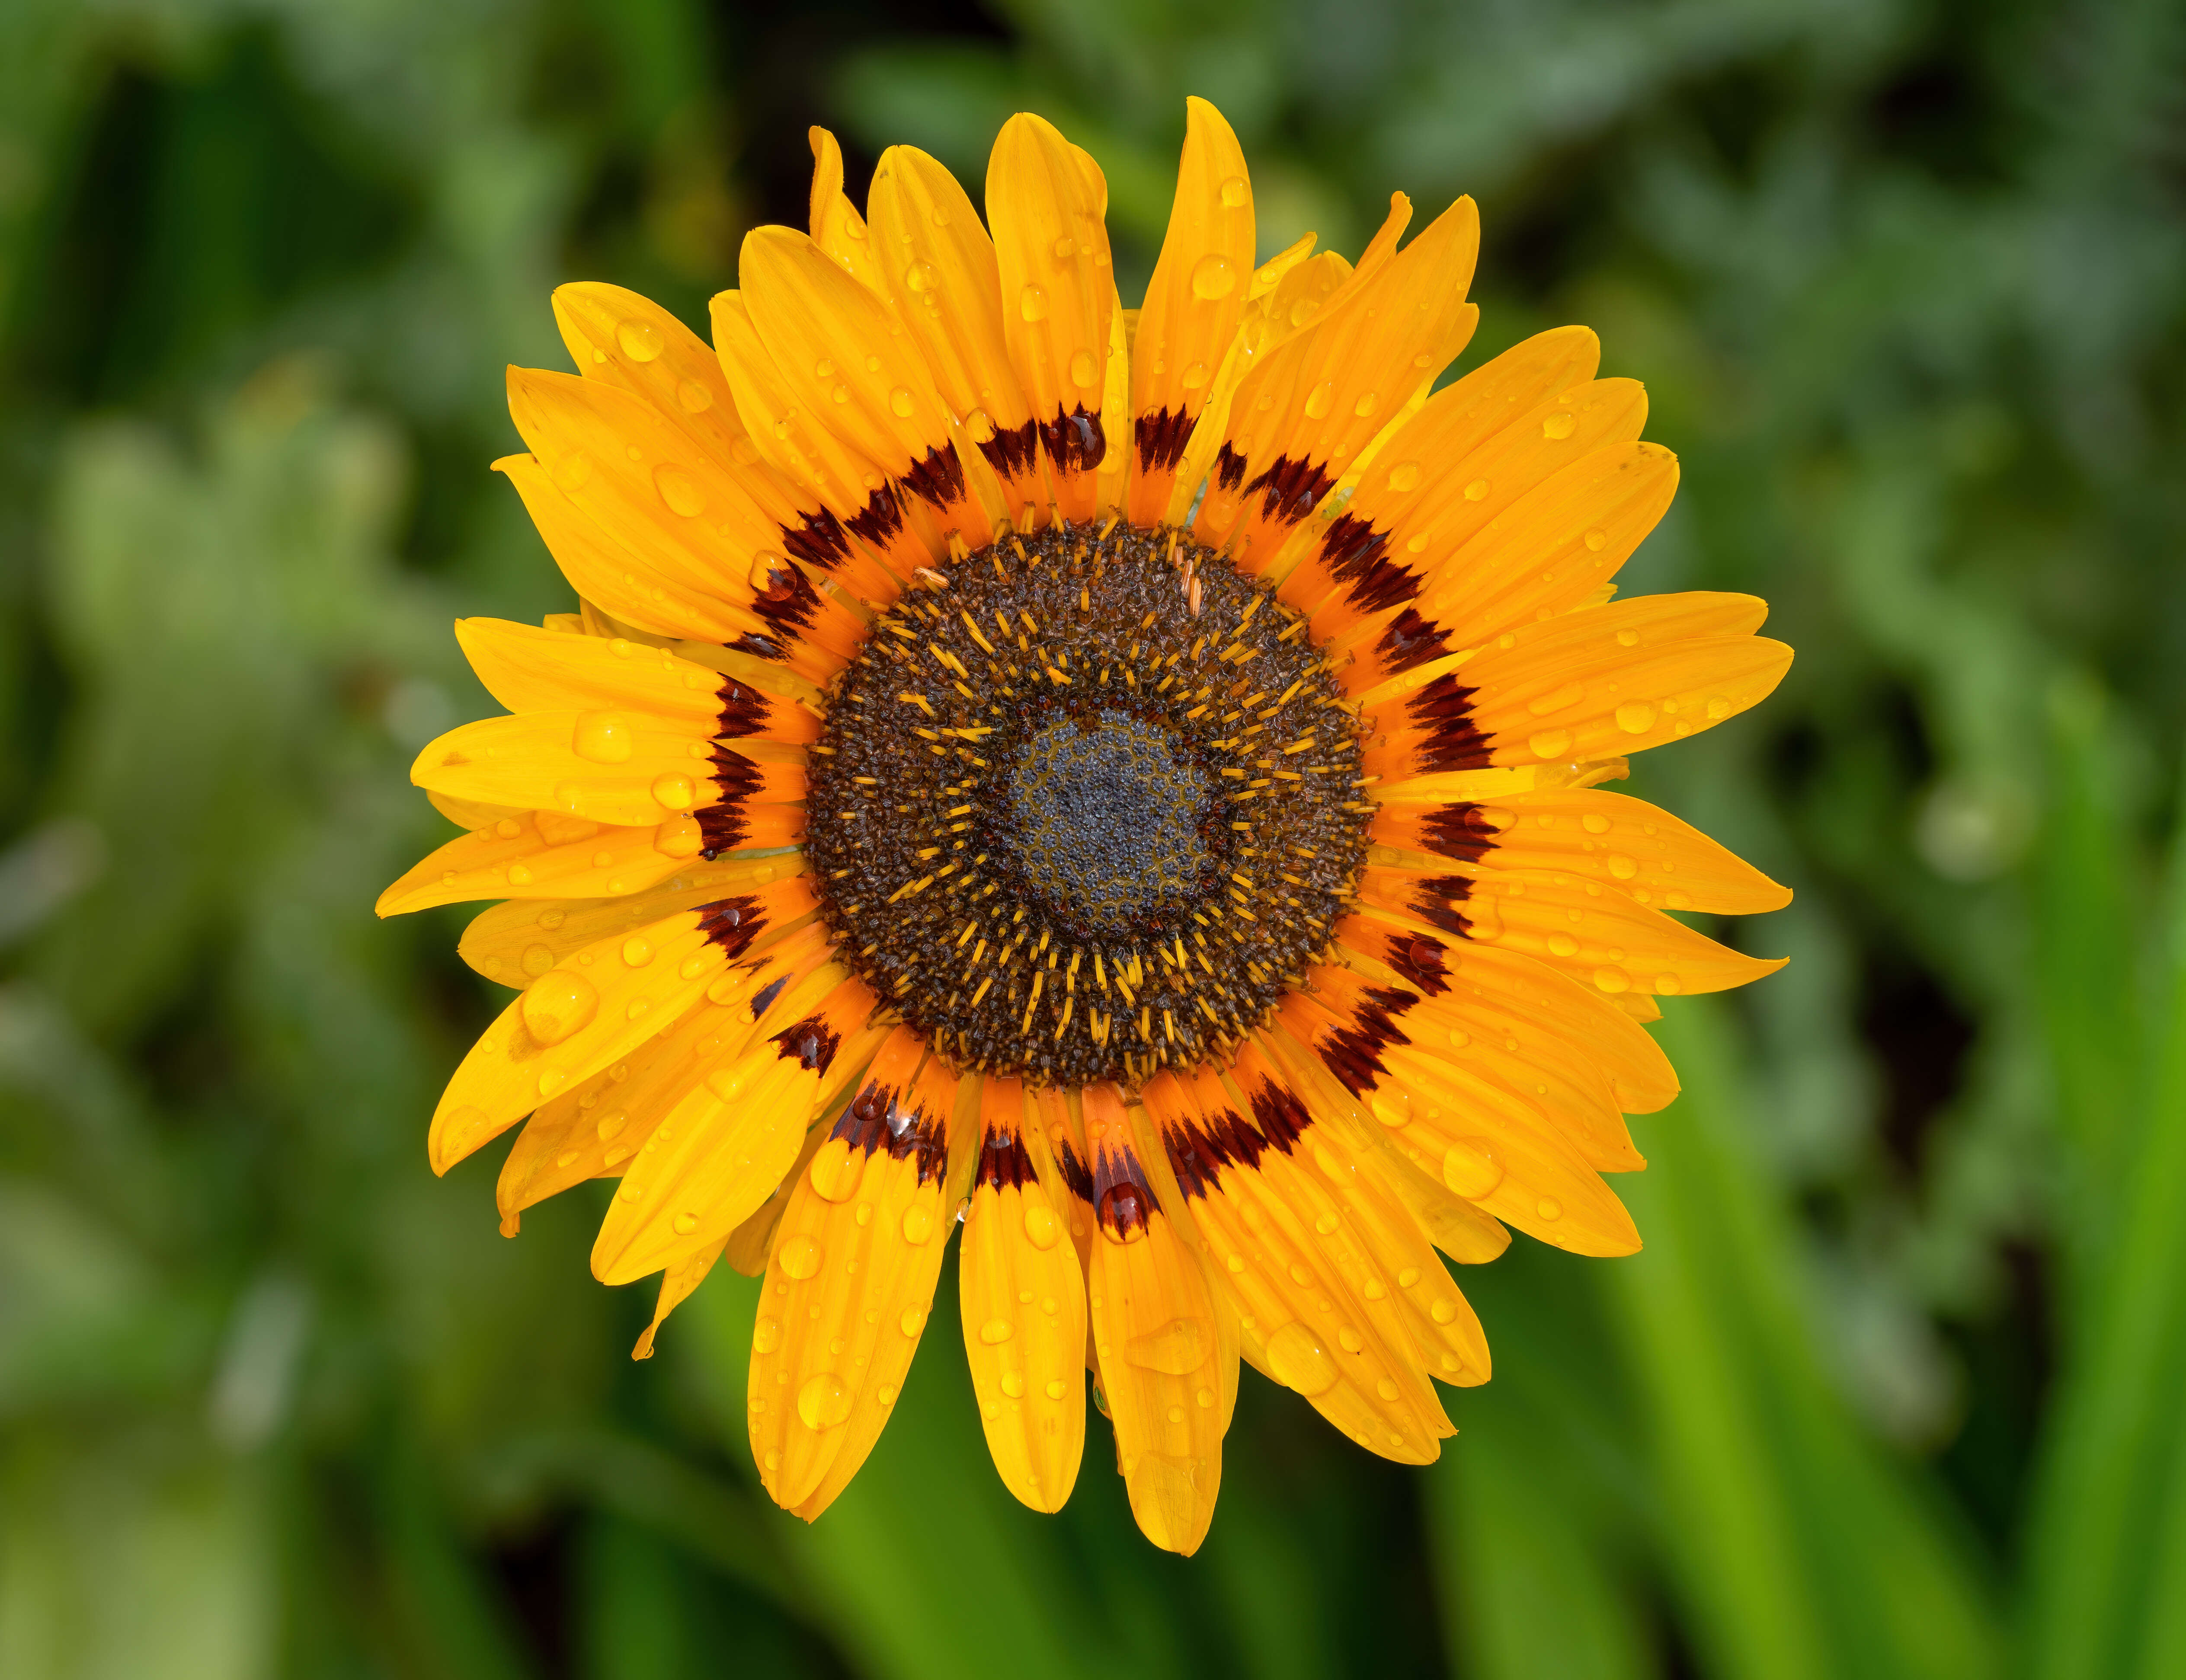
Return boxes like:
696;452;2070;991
803;522;1366;1088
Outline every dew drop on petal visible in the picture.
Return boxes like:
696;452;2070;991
617;319;663;361
522;972;599;1044
1303;381;1335;419
1616;701;1658;734
753;1316;781;1352
1528;728;1572;759
901;1204;934;1244
890;386;915;418
778;1235;823;1280
796;1371;852;1430
522;943;555;978
1441;1138;1504;1199
1265;1322;1338;1395
1126;1317;1209;1375
573;711;635;763
676;379;713;413
980;1318;1015;1345
1219;176;1247;208
1069;348;1098;388
651;774;695;812
1019;285;1049;322
1190;253;1235;300
1022;1202;1060;1250
1543;411;1577;439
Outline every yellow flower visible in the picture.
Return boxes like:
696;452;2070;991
380;102;1792;1554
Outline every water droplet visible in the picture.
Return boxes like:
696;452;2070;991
1265;1322;1338;1396
1303;381;1335;419
1001;1371;1026;1398
1018;285;1049;322
903;260;940;294
1534;1197;1563;1223
522;971;599;1044
506;863;533;886
1543;411;1577;439
1190;252;1235;300
1097;1181;1149;1242
796;1371;852;1430
1604;853;1638;882
1397;1266;1422;1288
673;1211;698;1235
1288;296;1320;329
522;944;555;978
1655;973;1684;996
899;1306;925;1337
1127;1317;1210;1375
1547;932;1579;957
573;710;635;763
1180;361;1209;390
676;379;713;413
1354;391;1379;418
1052;235;1076;260
1219;175;1248;208
1584;527;1607;552
1706;694;1733;719
753;1315;781;1353
1022;1203;1060;1249
831;384;849;405
1441;1138;1504;1199
1581;812;1611;834
964;407;996;444
1385;461;1421;492
617;319;663;361
1616;700;1658;734
1528;728;1572;759
808;1140;864;1202
778;1235;823;1280
901;1204;935;1244
1314;1211;1339;1235
621;937;653;968
1069;348;1098;388
889;386;914;418
980;1317;1015;1345
1464;478;1489;501
1226;1252;1246;1272
1338;1326;1363;1352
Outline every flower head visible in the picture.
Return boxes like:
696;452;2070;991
381;101;1791;1553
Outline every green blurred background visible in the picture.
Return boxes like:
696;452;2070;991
3;0;2183;1674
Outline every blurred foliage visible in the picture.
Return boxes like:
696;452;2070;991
0;0;2182;1675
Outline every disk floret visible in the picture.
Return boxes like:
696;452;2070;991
805;522;1368;1087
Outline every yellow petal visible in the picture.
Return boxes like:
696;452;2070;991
591;971;888;1284
739;225;995;549
427;908;741;1173
1128;97;1253;525
867;145;1047;519
988;113;1115;524
750;1043;968;1515
1195;197;1481;571
1081;1083;1230;1556
456;867;816;987
806;127;883;292
378;812;691;917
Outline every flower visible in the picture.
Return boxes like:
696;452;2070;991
380;101;1792;1554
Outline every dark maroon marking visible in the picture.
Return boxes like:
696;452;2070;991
1245;1076;1312;1153
770;1013;842;1073
750;560;820;634
1377;608;1450;677
746;974;790;1020
846;482;906;547
898;444;968;512
696;894;766;957
1134;406;1194;475
780;508;851;571
1402;674;1494;774
979;417;1040;481
1319;513;1423;614
1091;1146;1159;1239
716;680;770;738
976;1127;1038;1192
1386;932;1452;995
1243;454;1337;525
1038;405;1107;476
1052;1136;1095;1202
1213;442;1248;492
1163;1096;1290;1198
697;802;751;855
832;1076;947;1182
732;632;787;661
1312;984;1418;1096
1417;803;1500;866
1402;873;1477;937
